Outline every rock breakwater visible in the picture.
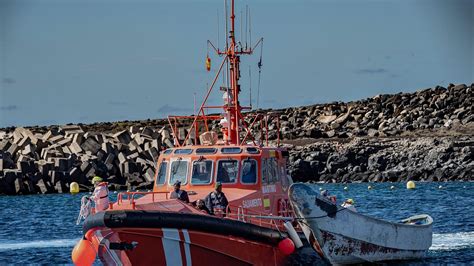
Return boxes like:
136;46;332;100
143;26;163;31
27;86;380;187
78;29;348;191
0;83;472;195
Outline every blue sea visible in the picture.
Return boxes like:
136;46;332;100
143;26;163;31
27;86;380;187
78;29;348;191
0;182;473;265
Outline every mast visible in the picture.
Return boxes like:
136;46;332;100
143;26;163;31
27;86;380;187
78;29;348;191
228;0;239;145
170;0;264;147
216;0;263;146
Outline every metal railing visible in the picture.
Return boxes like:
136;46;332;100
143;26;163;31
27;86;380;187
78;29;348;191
116;191;169;210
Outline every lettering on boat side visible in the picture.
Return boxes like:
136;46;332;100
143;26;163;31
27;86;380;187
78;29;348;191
262;184;277;194
243;198;263;208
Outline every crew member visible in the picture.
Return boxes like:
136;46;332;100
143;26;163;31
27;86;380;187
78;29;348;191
169;181;190;203
195;199;211;214
205;182;229;215
341;198;357;212
90;176;109;212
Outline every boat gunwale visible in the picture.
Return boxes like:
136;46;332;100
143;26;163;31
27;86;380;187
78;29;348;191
289;183;434;229
83;210;289;246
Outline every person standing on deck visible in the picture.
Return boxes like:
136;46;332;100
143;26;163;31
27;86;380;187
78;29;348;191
90;176;109;212
169;181;190;203
205;182;229;215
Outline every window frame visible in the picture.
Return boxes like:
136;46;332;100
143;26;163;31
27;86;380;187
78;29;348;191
215;158;239;184
221;147;242;154
240;158;258;185
269;158;280;182
168;158;190;185
196;148;217;154
155;161;168;186
190;159;214;185
174;149;193;155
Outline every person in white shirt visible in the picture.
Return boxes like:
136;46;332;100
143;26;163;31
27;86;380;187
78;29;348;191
341;198;357;212
90;176;109;212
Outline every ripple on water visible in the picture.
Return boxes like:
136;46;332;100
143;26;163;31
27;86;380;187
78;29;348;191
0;182;472;264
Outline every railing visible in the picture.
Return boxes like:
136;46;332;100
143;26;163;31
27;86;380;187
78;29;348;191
218;204;296;231
116;191;169;210
111;191;297;232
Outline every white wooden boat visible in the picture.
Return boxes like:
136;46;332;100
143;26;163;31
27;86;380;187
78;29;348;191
288;183;433;265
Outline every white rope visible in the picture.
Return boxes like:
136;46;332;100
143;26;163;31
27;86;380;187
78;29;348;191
76;195;92;225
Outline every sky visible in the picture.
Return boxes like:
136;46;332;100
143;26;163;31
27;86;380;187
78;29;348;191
0;0;472;127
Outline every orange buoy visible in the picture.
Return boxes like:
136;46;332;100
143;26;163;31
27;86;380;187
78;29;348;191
206;56;211;71
71;238;96;266
278;238;295;255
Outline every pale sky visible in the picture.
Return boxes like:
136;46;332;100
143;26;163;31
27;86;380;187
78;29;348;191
0;0;473;127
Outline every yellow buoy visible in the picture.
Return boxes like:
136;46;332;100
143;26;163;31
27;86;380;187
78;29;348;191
390;185;395;190
406;181;416;190
368;185;373;190
70;182;80;194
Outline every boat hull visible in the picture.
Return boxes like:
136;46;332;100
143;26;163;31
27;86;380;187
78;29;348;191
80;210;289;266
288;183;433;265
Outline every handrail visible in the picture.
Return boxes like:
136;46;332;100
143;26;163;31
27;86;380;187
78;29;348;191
117;191;169;209
222;204;296;231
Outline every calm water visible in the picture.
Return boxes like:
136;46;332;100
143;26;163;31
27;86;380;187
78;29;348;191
0;182;473;265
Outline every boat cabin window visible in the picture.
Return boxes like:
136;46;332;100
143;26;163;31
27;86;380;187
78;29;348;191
221;147;242;154
196;148;217;154
246;147;260;154
241;159;258;184
262;158;279;184
163;149;173;155
216;159;239;183
170;160;189;185
191;160;213;184
156;161;167;185
174;149;193;155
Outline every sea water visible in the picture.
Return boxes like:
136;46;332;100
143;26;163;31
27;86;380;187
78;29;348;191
0;182;472;265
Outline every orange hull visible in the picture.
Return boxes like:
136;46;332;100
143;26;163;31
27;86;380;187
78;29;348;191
85;227;287;265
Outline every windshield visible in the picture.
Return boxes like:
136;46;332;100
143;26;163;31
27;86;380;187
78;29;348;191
191;160;213;184
241;159;257;184
170;160;188;185
217;160;239;183
156;162;167;185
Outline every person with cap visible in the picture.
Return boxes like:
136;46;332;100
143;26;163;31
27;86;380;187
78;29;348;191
169;181;190;203
204;182;229;215
90;176;109;212
341;198;357;212
321;189;337;203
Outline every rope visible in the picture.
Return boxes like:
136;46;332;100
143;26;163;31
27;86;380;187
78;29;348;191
76;195;92;225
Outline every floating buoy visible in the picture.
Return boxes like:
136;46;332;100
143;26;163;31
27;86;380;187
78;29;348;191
438;185;443;189
319;187;323;191
344;186;348;191
71;238;96;266
70;182;80;194
278;238;295;256
368;185;373;190
390;185;395;190
406;181;416;190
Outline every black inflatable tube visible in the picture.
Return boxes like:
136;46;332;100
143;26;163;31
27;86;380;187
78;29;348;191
83;210;288;246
